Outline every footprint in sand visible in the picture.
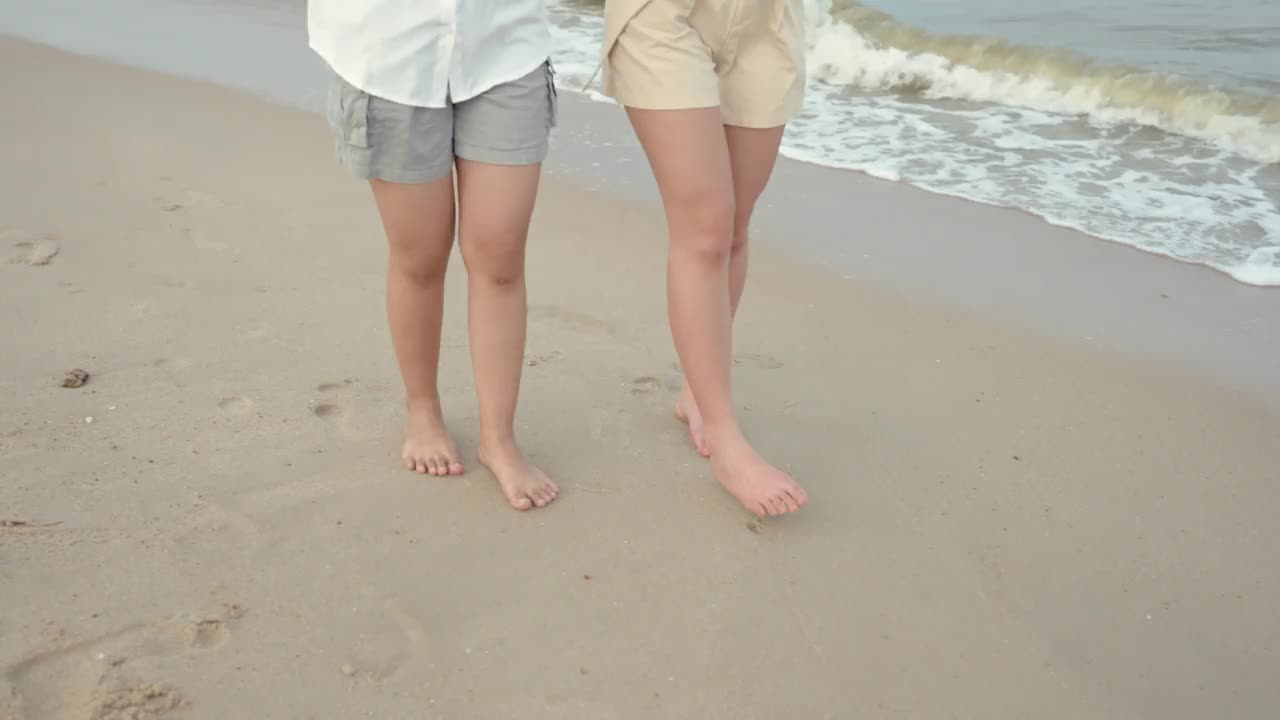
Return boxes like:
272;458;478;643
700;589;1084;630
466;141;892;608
186;617;233;650
733;352;785;370
152;357;195;386
6;606;242;720
312;403;346;420
90;685;184;720
186;228;229;251
631;375;685;398
316;379;355;394
311;379;360;423
152;197;184;213
217;396;253;415
181;189;227;211
153;187;227;214
4;231;60;266
172;500;267;561
526;350;563;367
0;523;114;557
668;354;783;374
529;304;614;335
337;595;427;683
630;376;661;397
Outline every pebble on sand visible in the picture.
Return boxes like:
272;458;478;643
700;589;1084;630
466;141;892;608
61;368;90;388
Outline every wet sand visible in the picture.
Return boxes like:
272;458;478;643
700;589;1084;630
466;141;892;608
2;39;1279;720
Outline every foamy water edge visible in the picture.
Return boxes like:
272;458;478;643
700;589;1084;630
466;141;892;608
547;1;1280;288
559;70;1280;287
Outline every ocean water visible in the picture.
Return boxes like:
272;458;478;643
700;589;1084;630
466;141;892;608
2;0;1276;286
548;0;1280;286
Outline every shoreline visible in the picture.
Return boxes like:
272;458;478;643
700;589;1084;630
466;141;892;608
3;37;1280;720
3;0;1279;285
0;0;1277;404
547;1;1280;289
547;94;1280;409
776;145;1279;289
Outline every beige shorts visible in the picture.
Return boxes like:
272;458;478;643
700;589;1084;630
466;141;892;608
601;0;806;129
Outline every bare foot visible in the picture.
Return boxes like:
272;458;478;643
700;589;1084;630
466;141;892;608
478;442;560;511
674;383;711;458
402;405;464;476
708;432;807;517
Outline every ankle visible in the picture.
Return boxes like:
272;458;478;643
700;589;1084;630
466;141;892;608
478;432;519;456
405;396;444;418
702;421;746;448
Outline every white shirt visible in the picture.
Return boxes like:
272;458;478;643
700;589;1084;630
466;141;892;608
307;0;552;108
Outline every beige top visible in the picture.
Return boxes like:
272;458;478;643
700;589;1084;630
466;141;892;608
583;0;653;90
602;0;652;56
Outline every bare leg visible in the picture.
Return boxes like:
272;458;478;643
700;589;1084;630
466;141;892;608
370;178;465;477
455;158;559;511
676;124;786;457
626;107;806;516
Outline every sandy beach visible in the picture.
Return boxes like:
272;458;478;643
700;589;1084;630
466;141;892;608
2;38;1279;719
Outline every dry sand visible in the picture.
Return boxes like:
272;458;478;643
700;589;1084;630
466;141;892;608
2;39;1279;719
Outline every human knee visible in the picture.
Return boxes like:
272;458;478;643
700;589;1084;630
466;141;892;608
462;232;527;287
388;236;451;286
672;192;736;265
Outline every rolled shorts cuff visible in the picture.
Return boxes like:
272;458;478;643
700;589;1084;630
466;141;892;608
454;139;550;167
602;80;720;114
718;108;799;130
334;142;454;184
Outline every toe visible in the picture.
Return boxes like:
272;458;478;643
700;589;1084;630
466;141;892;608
402;455;416;471
413;458;428;474
428;458;443;476
689;424;709;456
769;496;787;516
779;492;800;513
510;493;533;511
787;481;808;506
448;461;465;476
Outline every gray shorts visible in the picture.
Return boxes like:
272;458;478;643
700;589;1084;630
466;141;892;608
326;61;558;184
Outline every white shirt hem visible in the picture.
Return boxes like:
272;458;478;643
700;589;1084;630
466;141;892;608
310;42;549;109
